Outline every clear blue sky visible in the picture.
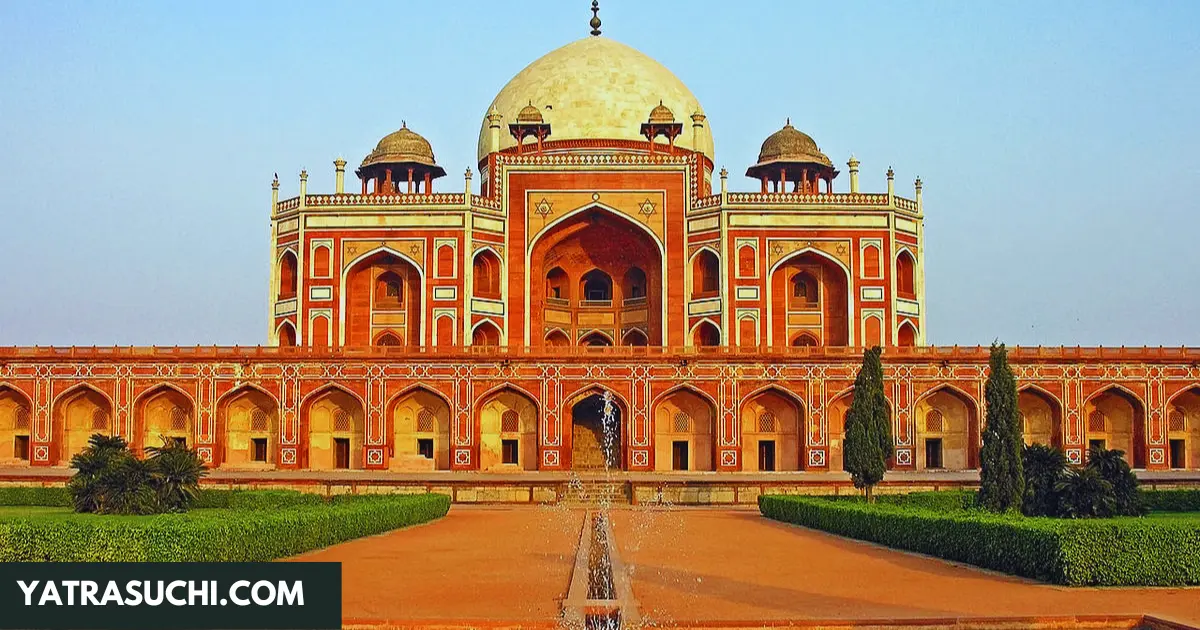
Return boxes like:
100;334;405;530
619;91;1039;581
0;1;1197;347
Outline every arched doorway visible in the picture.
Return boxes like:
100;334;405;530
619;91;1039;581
914;387;979;470
277;322;297;347
1084;387;1145;468
218;387;278;468
54;386;112;464
827;390;854;471
693;321;721;347
898;322;918;347
1018;387;1061;448
653;388;716;471
691;250;720;299
896;250;916;299
580;331;613;347
1168;387;1200;469
478;388;538;470
472;321;501;346
740;388;803;471
570;392;623;470
344;251;422;346
301;387;364;470
472;250;502;299
389;387;451;471
278;251;298;301
0;387;33;464
530;208;663;347
771;251;849;346
135;386;194;453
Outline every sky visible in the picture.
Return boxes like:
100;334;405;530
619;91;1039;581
0;1;1197;348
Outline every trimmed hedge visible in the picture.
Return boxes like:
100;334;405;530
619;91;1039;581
760;495;1200;586
0;493;450;562
831;490;977;512
192;489;324;509
0;487;71;507
1142;489;1200;513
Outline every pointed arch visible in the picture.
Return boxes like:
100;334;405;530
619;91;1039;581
652;383;718;471
52;383;115;465
471;319;502;346
134;383;196;453
217;384;279;468
622;328;649;347
373;330;403;347
897;321;918;347
476;385;539;471
472;247;503;299
740;385;805;471
580;269;614;302
311;244;331;279
300;383;366;470
1167;384;1200;407
567;383;629;471
1017;384;1062;448
690;318;721;347
338;245;426;347
690;247;721;299
276;320;297;347
545;328;572;347
864;314;883;347
277;249;298;301
896;248;917;299
0;385;34;464
1083;384;1146;468
914;384;980;470
436;243;456;278
580;330;614;347
387;384;453;471
526;204;666;346
768;247;853;347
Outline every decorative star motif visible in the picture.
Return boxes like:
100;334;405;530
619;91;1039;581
835;243;847;255
347;246;358;255
535;198;554;217
638;199;656;217
771;243;784;256
409;244;421;256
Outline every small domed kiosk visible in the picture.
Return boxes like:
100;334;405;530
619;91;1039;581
746;120;838;194
356;122;446;195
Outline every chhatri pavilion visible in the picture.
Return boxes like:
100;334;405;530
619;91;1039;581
1;5;1197;488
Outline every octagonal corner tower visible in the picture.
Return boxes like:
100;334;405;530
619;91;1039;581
476;36;715;162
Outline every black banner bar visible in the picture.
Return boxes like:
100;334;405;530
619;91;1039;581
0;563;341;630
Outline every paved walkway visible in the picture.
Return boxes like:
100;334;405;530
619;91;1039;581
610;510;1200;625
291;506;582;622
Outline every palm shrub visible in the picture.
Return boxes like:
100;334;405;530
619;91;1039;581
1086;446;1146;516
978;343;1024;512
68;434;155;515
1021;443;1067;516
145;440;208;512
843;346;892;503
67;433;207;515
1055;467;1116;518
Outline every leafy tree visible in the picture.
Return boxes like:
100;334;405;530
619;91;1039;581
1055;467;1116;518
1085;446;1146;516
843;346;892;503
1021;443;1068;516
978;343;1025;512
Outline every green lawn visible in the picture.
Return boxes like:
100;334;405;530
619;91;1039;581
1143;511;1200;521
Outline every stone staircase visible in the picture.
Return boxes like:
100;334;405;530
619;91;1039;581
560;479;631;506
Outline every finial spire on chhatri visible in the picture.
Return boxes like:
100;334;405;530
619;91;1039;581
590;1;602;36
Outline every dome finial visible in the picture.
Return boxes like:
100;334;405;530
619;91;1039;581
401;120;407;129
786;117;791;126
589;1;602;36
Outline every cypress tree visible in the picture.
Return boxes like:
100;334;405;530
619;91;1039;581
844;346;892;503
978;342;1025;512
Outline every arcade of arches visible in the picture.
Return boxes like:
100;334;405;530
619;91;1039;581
2;370;1198;473
531;208;661;347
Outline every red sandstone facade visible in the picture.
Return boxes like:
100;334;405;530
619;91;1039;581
1;30;1197;477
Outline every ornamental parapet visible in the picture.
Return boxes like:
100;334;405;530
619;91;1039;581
1;345;1197;364
276;193;469;212
691;192;919;213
